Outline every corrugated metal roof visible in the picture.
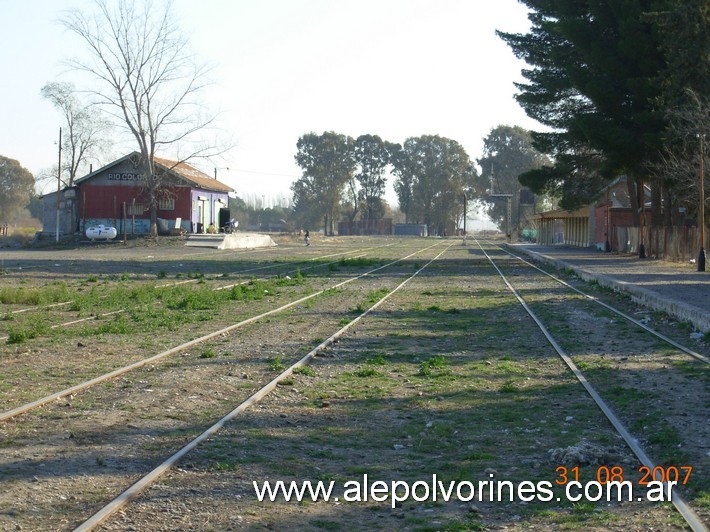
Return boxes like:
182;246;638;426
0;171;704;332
74;152;233;193
153;156;233;193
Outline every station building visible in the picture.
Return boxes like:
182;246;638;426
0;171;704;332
42;152;233;237
531;176;706;261
533;177;651;252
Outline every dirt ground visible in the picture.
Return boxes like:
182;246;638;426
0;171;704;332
0;236;707;531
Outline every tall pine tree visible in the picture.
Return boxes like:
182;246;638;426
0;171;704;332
498;1;669;224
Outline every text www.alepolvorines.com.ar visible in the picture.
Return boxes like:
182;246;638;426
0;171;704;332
253;474;677;508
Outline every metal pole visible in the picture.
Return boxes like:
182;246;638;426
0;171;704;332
507;196;512;241
699;134;706;272
605;188;611;252
639;178;645;258
55;128;62;243
462;194;467;245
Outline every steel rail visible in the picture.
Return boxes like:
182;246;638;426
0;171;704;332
475;239;707;532
0;241;445;423
73;242;456;531
493;243;708;365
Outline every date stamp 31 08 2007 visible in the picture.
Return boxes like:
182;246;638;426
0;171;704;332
554;465;694;503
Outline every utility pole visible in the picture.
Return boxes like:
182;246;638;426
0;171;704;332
489;193;513;241
699;134;706;272
55;127;62;243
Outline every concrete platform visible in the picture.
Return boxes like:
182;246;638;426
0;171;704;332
510;244;710;333
185;232;276;250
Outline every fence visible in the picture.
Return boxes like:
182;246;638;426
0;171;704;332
615;225;708;262
0;224;8;236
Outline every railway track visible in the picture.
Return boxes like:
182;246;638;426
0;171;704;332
97;240;707;530
473;239;707;531
0;237;706;530
493;242;709;365
0;241;441;419
0;240;452;529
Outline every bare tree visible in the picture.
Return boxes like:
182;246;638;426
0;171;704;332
41;81;112;187
62;0;220;236
651;89;709;224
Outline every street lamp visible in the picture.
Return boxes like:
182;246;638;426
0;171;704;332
698;134;706;272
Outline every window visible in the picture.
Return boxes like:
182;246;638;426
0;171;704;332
158;197;175;210
128;203;145;215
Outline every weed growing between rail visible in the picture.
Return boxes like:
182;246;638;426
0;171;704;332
491;254;710;506
2;273;310;344
0;283;71;306
163;255;692;530
2;241;706;530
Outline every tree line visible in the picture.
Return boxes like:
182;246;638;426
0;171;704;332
289;128;551;236
291;131;477;236
7;0;705;238
498;0;709;228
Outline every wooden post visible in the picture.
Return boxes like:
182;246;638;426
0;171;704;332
82;191;86;240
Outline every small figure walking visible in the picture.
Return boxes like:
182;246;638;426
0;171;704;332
304;230;310;246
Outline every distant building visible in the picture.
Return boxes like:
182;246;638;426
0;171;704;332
338;219;393;236
42;152;233;237
532;176;651;251
393;224;428;237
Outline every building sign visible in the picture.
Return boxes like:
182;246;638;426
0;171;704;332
107;173;146;181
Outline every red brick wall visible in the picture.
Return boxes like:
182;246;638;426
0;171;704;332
79;185;191;219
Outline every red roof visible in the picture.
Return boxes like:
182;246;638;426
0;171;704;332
153;156;233;193
74;152;233;193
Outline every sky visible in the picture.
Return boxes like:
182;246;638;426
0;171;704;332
0;0;541;218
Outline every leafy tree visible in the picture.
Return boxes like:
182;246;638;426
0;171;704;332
475;125;552;231
228;195;251;228
27;194;44;222
292;131;355;234
497;1;669;224
650;0;709;104
62;0;219;237
647;1;709;225
390;143;414;222
391;135;477;235
40;81;112;187
352;134;393;221
0;156;35;223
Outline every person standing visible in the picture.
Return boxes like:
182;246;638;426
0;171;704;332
304;230;310;246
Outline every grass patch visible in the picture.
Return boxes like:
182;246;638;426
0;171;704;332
353;367;380;378
418;355;447;376
7;320;50;343
499;380;518;393
365;355;388;366
268;357;286;371
200;348;217;359
293;366;316;377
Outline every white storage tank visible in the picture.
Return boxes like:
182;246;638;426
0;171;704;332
86;225;118;240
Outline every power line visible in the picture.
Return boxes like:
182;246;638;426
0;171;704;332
230;168;300;178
